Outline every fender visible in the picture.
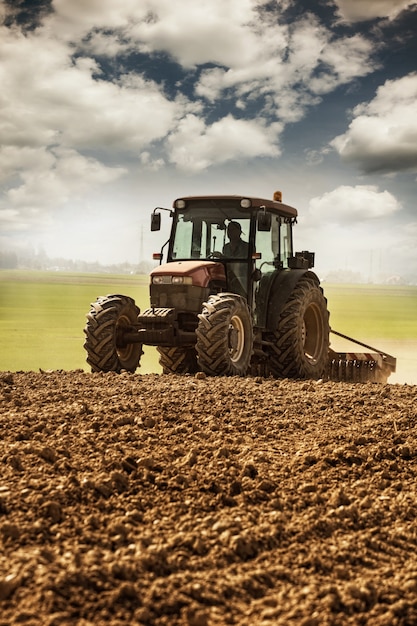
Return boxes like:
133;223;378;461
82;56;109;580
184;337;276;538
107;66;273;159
256;268;320;330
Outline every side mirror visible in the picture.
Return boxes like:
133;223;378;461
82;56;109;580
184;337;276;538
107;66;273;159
151;212;161;231
257;211;272;231
288;251;315;269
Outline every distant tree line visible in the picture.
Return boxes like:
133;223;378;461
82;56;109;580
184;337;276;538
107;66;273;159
0;248;154;275
0;251;18;269
1;247;415;284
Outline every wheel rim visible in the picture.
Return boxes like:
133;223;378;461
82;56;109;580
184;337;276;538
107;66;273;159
228;314;245;363
116;314;135;361
303;303;324;364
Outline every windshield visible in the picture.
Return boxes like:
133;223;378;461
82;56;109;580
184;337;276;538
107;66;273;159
170;203;252;261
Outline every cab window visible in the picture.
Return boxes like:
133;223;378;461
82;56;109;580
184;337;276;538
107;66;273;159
254;215;293;271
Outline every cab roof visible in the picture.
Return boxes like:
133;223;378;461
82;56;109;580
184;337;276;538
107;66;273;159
172;195;298;219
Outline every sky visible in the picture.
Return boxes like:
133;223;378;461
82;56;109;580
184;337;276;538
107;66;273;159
1;0;417;280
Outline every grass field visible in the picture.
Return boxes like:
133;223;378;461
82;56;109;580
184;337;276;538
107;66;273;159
324;283;417;340
0;270;159;373
1;270;416;383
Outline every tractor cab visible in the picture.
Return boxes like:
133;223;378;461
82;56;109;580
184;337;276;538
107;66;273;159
151;194;304;308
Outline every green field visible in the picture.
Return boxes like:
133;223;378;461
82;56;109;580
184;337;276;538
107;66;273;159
1;271;416;380
324;283;417;340
0;270;159;373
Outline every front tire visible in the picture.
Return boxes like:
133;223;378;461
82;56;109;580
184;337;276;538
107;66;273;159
84;295;143;373
196;294;253;376
265;277;329;379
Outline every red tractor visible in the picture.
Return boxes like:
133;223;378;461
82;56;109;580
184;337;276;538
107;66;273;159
84;192;396;382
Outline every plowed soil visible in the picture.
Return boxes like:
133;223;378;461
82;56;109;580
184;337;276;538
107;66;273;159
1;371;417;626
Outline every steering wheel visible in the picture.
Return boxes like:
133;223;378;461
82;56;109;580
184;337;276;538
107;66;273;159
208;251;224;259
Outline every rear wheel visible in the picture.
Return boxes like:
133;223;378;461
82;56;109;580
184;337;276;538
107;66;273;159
84;295;143;373
158;346;199;374
196;294;253;376
265;277;329;379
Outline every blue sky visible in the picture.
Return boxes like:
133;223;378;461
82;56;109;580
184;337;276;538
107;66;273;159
1;0;417;280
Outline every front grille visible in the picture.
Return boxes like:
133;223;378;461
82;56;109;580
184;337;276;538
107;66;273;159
150;285;208;312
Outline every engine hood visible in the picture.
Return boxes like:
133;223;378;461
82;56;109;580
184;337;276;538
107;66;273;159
150;260;226;288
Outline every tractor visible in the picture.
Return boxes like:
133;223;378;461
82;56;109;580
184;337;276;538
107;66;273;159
84;192;396;383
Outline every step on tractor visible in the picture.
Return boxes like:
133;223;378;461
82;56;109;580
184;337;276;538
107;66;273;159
84;192;396;383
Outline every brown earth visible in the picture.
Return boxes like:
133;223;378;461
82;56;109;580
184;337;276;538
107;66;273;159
1;370;417;626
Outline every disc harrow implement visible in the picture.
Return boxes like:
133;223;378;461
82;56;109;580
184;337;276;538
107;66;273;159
327;330;396;384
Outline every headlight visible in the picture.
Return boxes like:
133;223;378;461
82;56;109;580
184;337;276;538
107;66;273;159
240;198;251;208
152;275;171;284
152;275;193;285
172;276;192;285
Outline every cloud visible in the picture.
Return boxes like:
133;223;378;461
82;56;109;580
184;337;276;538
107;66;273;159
307;185;401;224
195;13;376;123
63;72;187;151
46;0;263;65
166;114;282;171
0;22;190;230
330;74;417;173
0;146;54;183
0;209;20;228
333;0;416;22
0;1;378;188
1;0;53;30
42;0;142;41
0;27;186;153
296;184;410;277
44;2;378;126
0;146;126;233
308;33;377;93
129;0;263;69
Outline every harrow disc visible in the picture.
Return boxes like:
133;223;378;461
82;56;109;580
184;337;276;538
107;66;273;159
328;358;381;383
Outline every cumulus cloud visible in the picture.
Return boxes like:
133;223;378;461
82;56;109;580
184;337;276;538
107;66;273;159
166;114;282;171
0;0;378;193
0;146;126;233
195;13;376;122
331;74;417;173
0;146;54;183
308;33;377;92
333;0;415;22
308;185;401;224
1;0;52;30
42;0;141;41
0;22;188;231
129;0;263;69
45;0;263;64
45;1;378;124
296;184;408;276
0;27;185;153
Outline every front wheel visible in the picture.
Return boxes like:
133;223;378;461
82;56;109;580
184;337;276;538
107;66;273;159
196;294;253;376
84;294;143;373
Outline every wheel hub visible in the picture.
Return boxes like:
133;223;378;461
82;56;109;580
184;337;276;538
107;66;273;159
228;315;245;363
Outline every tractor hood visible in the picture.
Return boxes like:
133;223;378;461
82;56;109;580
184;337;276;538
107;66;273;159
150;260;226;288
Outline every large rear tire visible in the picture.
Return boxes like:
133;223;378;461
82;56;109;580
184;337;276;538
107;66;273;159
157;346;199;374
84;295;143;373
196;294;253;376
265;277;329;379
